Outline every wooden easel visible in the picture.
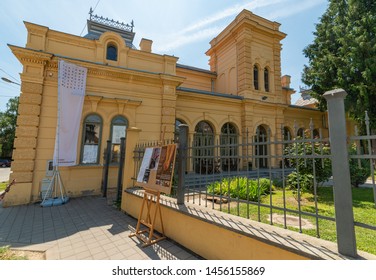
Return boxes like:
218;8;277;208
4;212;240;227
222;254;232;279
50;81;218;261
129;188;166;247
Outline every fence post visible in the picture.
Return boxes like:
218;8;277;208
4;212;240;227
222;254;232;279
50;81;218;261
102;140;112;197
177;124;188;205
117;137;126;202
323;88;357;257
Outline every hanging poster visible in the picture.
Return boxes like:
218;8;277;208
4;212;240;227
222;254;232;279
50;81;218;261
112;125;126;144
136;144;177;194
53;60;87;166
82;145;98;164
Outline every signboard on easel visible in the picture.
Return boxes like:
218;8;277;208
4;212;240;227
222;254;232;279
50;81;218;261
136;144;177;194
130;143;177;247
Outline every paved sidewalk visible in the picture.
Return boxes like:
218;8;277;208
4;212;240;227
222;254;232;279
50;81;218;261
0;196;200;260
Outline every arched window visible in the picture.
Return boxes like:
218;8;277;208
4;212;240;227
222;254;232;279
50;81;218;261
283;126;292;141
193;121;214;174
220;123;239;172
110;116;128;163
253;65;259;90
106;43;118;61
297;128;305;138
264;68;269;92
255;125;269;168
81;114;102;164
313;128;320;139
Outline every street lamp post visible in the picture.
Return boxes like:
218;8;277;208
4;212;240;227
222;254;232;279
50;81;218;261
1;77;20;86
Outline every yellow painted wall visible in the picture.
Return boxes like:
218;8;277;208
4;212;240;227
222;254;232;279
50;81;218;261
123;192;309;260
176;66;214;92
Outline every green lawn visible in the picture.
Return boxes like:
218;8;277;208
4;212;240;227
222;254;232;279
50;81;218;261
0;181;7;192
218;187;376;255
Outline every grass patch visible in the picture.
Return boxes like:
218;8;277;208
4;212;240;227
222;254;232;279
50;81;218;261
0;181;7;192
217;186;376;255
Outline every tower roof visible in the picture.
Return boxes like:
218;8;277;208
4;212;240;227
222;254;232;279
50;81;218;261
84;8;136;48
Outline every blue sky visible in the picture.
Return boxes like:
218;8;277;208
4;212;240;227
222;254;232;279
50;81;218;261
0;0;328;111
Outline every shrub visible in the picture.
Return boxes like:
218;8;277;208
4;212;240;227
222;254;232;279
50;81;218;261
286;171;314;196
207;177;272;201
284;135;331;192
348;143;371;187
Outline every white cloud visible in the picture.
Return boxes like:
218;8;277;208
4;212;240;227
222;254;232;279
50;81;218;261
265;0;327;20
155;0;285;52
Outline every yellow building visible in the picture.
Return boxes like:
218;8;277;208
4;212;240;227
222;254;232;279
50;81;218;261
5;9;327;206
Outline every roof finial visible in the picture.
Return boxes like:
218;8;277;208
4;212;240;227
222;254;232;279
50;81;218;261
89;7;93;20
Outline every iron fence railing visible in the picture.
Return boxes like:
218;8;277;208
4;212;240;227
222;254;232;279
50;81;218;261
132;90;376;257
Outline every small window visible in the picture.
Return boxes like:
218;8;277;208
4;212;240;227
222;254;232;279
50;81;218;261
264;68;269;92
81;114;102;164
253;65;259;90
106;44;118;61
110;116;128;163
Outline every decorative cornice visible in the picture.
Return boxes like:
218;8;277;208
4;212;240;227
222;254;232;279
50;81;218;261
9;45;53;65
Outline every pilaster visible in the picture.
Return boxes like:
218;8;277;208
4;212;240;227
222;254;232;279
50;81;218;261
6;79;44;206
161;83;177;141
236;33;253;96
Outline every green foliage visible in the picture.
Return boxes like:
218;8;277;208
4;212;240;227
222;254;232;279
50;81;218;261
284;136;332;191
348;143;371;187
272;178;284;189
0;97;18;157
207;177;272;202
302;0;376;129
286;171;314;199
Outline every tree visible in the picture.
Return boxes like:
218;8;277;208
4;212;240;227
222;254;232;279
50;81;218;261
302;0;376;130
284;133;332;195
0;97;19;157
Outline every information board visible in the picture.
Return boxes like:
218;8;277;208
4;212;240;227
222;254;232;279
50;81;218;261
136;144;177;194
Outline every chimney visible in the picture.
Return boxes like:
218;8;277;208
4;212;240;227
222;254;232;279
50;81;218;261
139;38;152;53
281;75;291;88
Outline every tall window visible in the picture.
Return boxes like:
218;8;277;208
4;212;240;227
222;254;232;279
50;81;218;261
255;125;268;168
106;43;118;61
220;123;238;171
253;65;259;90
313;129;320;139
110;116;128;163
297;128;305;138
193;121;214;174
264;68;269;92
81;114;102;164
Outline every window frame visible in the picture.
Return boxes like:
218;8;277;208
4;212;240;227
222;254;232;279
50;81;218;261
106;43;118;61
109;115;128;163
80;114;103;165
264;67;269;92
253;65;259;90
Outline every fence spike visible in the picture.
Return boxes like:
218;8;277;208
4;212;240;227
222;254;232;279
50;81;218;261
365;111;370;136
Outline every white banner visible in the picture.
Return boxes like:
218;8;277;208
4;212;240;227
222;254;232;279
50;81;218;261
53;60;87;166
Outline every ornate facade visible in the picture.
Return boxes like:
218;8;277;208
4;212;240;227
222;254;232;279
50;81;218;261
5;9;327;206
